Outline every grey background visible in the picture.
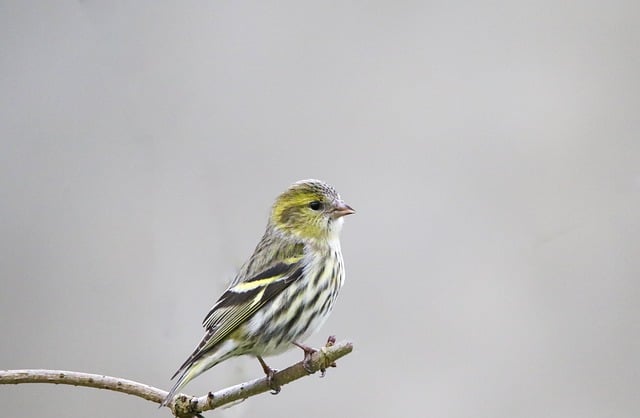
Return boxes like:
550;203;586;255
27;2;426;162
1;2;639;417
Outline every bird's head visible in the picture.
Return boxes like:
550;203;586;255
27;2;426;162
270;179;355;242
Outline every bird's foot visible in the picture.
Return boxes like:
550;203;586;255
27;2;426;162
257;356;281;394
319;335;338;377
293;341;318;374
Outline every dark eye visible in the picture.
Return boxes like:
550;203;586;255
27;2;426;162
308;201;322;211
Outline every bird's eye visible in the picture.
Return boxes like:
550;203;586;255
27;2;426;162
308;201;322;211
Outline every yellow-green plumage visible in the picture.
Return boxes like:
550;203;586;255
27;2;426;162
162;179;354;406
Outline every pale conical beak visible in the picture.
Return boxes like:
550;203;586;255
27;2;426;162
332;201;356;218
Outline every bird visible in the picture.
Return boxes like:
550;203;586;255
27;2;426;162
162;179;355;406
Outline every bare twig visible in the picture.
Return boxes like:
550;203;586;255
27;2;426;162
0;369;166;402
0;339;353;417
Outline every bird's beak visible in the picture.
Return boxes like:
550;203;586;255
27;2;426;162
332;201;356;218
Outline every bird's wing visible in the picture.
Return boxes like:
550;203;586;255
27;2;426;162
170;243;306;380
202;258;304;331
171;256;305;379
193;255;303;353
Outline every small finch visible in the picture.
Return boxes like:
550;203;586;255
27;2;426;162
162;179;354;406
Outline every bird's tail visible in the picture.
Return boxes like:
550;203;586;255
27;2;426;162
161;339;238;407
161;358;211;407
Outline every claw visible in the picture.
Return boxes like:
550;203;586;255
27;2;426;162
320;336;338;377
257;356;281;394
326;335;336;346
293;342;317;374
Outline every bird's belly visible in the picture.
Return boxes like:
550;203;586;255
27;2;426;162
251;307;333;357
241;268;341;357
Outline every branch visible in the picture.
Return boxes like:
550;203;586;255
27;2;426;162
0;338;353;417
0;369;166;402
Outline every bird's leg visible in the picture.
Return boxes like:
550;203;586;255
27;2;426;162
256;356;281;394
293;341;318;374
295;336;338;377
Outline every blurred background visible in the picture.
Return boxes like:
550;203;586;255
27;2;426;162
1;2;639;417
